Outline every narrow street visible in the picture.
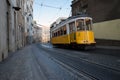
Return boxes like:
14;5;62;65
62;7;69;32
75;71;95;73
0;0;120;80
0;43;120;80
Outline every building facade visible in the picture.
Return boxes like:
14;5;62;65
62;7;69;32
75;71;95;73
16;0;26;49
0;0;19;61
33;25;42;43
42;26;50;43
0;0;34;62
24;0;34;44
71;0;120;46
0;0;9;61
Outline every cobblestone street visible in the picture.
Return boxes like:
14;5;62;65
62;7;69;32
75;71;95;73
0;44;82;80
0;44;120;80
0;46;36;80
0;0;120;80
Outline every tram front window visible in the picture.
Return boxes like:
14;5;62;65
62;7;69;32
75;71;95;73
76;19;92;31
85;19;92;30
76;19;85;31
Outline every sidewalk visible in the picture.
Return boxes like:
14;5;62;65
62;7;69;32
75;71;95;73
81;53;120;72
96;45;120;50
0;44;89;80
0;46;45;80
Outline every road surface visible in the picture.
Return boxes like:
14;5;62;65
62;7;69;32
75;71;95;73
0;43;120;80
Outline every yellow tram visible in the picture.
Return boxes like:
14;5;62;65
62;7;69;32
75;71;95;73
50;15;96;49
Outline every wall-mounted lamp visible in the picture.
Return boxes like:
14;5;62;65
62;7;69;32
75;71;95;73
13;6;21;11
29;14;32;16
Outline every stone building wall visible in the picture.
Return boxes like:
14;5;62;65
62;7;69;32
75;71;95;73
0;0;34;62
0;0;17;61
0;0;8;61
87;0;120;23
16;0;25;49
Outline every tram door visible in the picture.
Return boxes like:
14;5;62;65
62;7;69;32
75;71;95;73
69;21;76;43
84;19;94;43
76;19;88;43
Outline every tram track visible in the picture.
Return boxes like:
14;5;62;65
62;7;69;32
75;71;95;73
51;54;99;80
40;47;99;80
53;48;120;72
49;53;116;80
38;46;98;80
37;44;120;80
42;45;120;73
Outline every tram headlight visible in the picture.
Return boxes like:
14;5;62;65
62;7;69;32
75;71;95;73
83;40;88;43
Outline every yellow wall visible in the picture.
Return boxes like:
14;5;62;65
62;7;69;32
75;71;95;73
93;19;120;40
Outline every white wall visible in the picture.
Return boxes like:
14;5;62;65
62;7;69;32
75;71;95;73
93;19;120;40
0;0;8;61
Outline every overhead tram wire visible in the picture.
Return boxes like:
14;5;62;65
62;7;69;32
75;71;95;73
49;0;71;24
35;2;62;10
35;1;62;26
37;0;45;23
41;4;62;10
35;0;71;26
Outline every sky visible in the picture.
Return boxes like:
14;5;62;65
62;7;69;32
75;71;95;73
33;0;72;27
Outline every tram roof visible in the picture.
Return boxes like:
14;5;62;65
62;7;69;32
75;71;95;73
58;15;92;25
67;14;92;20
51;14;92;30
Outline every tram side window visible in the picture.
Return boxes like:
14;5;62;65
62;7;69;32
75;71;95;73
58;30;60;36
61;25;67;35
63;26;66;35
54;32;57;37
54;32;56;37
76;19;85;31
54;33;55;37
59;29;61;36
60;28;63;35
60;29;62;35
69;22;75;33
55;32;57;37
57;30;59;36
52;32;54;37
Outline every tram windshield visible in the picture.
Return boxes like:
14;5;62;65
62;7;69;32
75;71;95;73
85;19;92;30
76;19;92;31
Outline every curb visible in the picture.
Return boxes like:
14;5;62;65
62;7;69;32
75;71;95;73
96;46;120;50
65;53;120;72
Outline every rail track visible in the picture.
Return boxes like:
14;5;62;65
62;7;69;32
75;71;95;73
38;45;120;80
